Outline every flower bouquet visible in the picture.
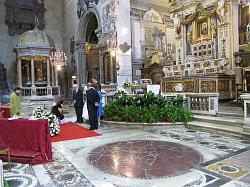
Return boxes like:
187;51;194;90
32;107;60;136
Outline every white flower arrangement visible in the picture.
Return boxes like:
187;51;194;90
122;79;132;88
32;107;60;136
115;88;129;95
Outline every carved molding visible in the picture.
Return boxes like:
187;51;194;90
119;42;131;53
77;0;99;19
4;0;45;36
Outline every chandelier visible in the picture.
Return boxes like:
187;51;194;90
50;48;67;70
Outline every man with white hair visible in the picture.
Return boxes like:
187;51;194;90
72;84;84;123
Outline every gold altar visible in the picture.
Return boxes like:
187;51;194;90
161;74;235;99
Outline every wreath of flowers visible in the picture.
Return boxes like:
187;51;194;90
32;107;60;136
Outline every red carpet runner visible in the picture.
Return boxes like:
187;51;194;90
51;122;101;142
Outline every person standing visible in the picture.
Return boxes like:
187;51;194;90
72;84;84;123
86;83;100;130
95;83;103;125
10;87;22;117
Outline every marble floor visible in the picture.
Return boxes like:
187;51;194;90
3;123;250;187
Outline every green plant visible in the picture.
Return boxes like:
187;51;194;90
121;105;140;122
180;107;192;124
4;180;9;187
103;94;192;124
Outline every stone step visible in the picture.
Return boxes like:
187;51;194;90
187;121;244;138
193;115;243;128
217;111;244;118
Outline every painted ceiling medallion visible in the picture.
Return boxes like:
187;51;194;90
119;42;131;53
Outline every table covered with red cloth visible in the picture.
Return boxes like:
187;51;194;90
0;119;52;165
0;106;10;118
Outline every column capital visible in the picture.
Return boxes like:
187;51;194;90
75;40;86;51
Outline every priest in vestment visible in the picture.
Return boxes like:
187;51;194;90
10;87;22;117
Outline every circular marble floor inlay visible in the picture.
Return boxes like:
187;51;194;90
88;140;202;179
219;165;239;173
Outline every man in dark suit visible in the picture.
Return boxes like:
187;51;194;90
86;83;100;130
72;84;84;123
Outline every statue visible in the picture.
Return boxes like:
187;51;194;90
37;68;43;81
170;13;181;35
201;22;208;35
151;52;160;65
152;27;165;51
211;24;217;40
186;30;192;55
217;0;226;23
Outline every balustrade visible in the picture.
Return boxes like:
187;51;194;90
22;86;60;97
186;93;219;115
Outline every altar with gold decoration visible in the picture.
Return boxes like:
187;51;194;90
158;0;242;99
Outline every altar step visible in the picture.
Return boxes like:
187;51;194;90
187;114;250;138
21;100;56;117
216;111;243;118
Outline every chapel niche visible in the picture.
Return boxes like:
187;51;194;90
4;0;45;36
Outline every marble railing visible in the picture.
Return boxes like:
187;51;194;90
22;86;60;97
101;83;118;92
186;93;219;115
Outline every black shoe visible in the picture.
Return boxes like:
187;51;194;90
89;128;95;130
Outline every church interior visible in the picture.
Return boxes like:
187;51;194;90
0;0;250;186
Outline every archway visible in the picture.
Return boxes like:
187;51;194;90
77;8;102;85
85;13;99;83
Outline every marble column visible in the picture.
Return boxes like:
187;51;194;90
47;58;52;96
17;57;22;87
51;66;55;87
99;49;104;84
31;57;35;87
116;0;132;87
55;67;59;87
31;57;36;96
47;59;51;87
110;55;114;83
76;41;86;87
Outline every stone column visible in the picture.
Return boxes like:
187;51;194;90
99;49;104;84
31;57;36;96
47;58;52;96
51;66;55;87
55;67;59;87
46;59;51;87
31;57;35;87
76;41;86;87
17;57;22;87
116;0;132;87
110;55;114;83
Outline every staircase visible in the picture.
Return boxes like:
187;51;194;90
187;111;250;138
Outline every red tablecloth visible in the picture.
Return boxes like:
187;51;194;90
0;106;10;118
0;119;52;165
